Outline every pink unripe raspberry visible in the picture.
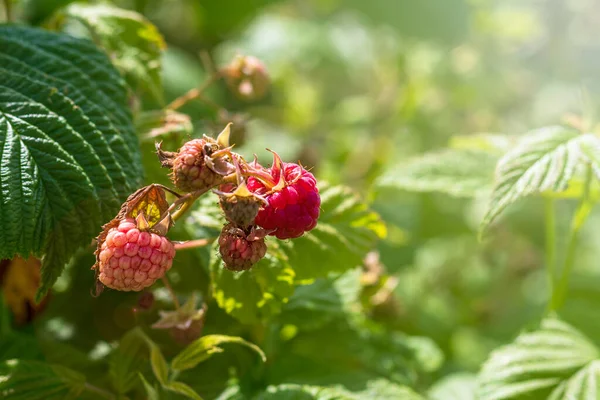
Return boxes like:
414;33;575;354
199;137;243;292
218;224;267;271
170;139;223;192
247;162;320;239
97;218;175;291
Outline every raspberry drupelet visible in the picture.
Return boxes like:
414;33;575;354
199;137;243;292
97;218;175;291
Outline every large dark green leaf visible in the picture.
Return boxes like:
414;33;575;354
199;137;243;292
64;3;166;100
278;268;362;330
0;26;142;298
210;248;295;324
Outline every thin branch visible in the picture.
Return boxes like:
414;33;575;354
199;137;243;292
174;238;214;251
167;73;220;111
3;0;12;22
84;383;116;400
161;276;180;309
550;164;594;310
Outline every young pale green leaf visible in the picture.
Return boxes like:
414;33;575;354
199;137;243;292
171;334;266;372
377;148;497;198
548;360;600;400
0;26;142;300
449;133;516;153
64;3;166;100
280;183;386;281
210;248;295;324
126;328;170;387
109;328;148;394
429;373;477;400
350;379;424;399
164;381;205;400
478;317;600;400
480;127;600;235
0;360;86;400
150;345;169;386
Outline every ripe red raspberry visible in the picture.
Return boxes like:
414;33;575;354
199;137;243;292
247;161;320;240
218;224;267;271
97;218;175;291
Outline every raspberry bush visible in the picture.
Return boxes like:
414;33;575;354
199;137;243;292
4;2;600;400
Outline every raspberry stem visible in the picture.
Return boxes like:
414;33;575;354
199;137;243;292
167;72;221;111
161;275;181;309
169;187;210;222
174;238;214;251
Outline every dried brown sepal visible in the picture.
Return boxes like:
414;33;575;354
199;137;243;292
155;141;177;168
152;294;207;344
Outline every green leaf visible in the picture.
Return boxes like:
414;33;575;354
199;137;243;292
548;360;600;400
267;319;439;389
0;26;142;299
278;268;362;330
171;334;266;372
280;183;386;281
150;345;169;386
429;373;477;400
0;333;43;362
253;381;423;400
139;373;160;400
164;381;205;400
109;328;169;393
480;127;600;234
377;148;497;198
477;317;600;400
109;328;148;394
350;379;424;399
254;384;354;400
449;133;516;153
210;247;295;324
64;3;166;100
0;359;86;400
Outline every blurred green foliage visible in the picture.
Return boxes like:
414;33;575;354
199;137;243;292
4;0;600;398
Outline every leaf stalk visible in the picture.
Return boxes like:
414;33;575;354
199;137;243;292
550;164;594;310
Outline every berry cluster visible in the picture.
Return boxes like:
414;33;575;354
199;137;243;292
93;54;320;293
160;126;320;271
